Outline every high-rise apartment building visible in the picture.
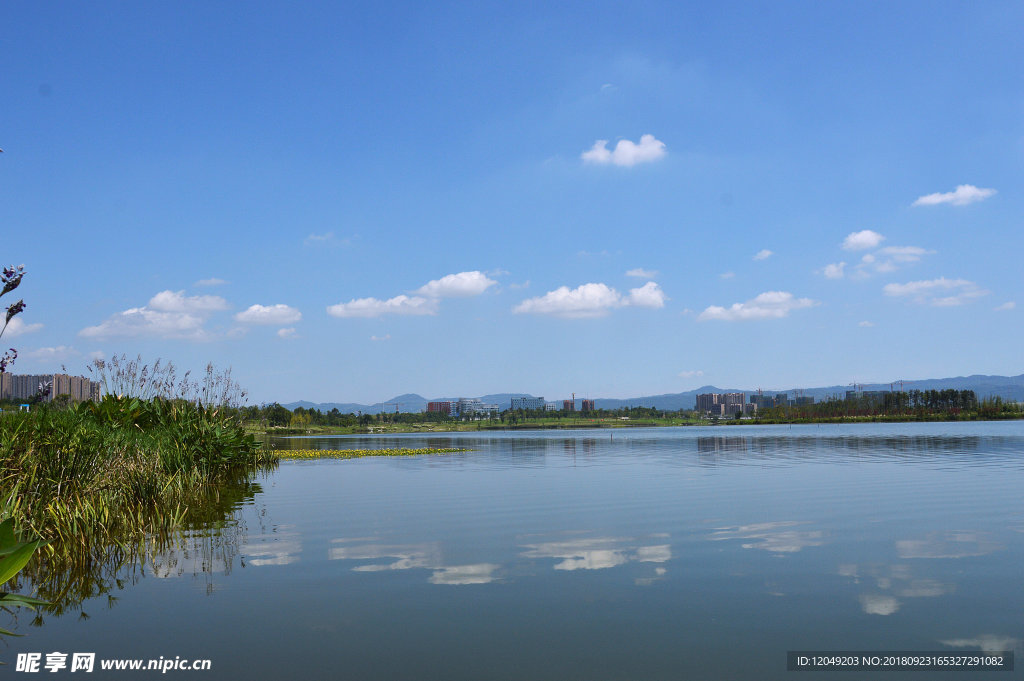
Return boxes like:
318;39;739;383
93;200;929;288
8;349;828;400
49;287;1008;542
510;397;545;410
427;401;454;415
0;373;101;403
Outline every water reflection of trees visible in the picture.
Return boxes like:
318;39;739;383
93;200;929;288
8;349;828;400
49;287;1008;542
272;431;1021;468
690;435;1013;465
272;434;610;464
13;466;272;626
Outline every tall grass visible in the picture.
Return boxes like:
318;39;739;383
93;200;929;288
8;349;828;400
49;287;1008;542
1;397;274;541
88;354;247;407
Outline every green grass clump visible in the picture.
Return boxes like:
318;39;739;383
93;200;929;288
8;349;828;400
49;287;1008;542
276;447;468;460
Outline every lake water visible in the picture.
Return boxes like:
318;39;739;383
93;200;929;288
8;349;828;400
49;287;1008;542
8;422;1024;679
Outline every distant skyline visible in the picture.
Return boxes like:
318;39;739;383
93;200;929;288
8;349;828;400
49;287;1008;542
3;1;1022;404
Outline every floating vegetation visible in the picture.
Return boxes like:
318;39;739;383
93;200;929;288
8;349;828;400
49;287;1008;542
276;448;469;460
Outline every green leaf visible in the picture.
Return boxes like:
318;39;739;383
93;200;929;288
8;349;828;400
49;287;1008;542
0;519;15;548
0;592;48;608
0;542;39;585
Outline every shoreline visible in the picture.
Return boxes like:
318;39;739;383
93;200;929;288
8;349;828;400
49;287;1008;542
253;412;1024;437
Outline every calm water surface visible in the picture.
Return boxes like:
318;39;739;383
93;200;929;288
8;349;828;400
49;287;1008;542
10;422;1024;679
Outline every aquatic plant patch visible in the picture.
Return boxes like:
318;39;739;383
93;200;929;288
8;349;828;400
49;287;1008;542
275;448;469;460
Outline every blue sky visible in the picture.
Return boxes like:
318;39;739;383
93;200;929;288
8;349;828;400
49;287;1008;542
2;1;1021;404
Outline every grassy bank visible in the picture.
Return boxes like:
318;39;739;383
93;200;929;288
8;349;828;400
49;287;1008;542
0;395;274;549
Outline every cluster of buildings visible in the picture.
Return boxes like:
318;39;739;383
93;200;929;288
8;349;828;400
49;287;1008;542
695;391;815;417
0;373;102;403
845;389;890;405
426;398;500;417
509;397;595;413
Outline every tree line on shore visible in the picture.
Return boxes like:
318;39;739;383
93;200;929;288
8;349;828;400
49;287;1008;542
236;389;1024;430
753;389;1021;421
239;402;677;429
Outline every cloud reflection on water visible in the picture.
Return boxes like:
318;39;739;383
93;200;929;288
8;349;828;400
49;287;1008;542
520;536;671;571
328;541;440;571
840;562;954;616
709;521;824;553
244;524;303;567
895;531;1002;559
429;563;501;585
328;538;498;585
940;635;1020;653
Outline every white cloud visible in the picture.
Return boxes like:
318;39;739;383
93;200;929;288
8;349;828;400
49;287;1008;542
415;271;497;298
195;277;227;287
88;350;105;361
147;290;228;313
627;282;667;308
698;291;818;321
845;245;934;278
79;289;231;341
913;184;996;207
327;295;439;318
513;281;666;318
25;345;80;361
329;272;494;320
822;262;846;279
581;134;666;167
304;231;334;244
514;283;622;318
2;317;43;338
883;277;989;306
235;304;302;325
719;271;735;279
858;321;875;327
277;328;297;339
994;301;1015;311
878;246;932;262
870;246;934;274
753;249;773;261
678;370;704;379
626;267;659;278
842;230;885;251
80;308;209;340
370;334;391;341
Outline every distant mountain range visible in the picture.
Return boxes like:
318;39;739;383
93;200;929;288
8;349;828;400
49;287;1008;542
282;374;1024;414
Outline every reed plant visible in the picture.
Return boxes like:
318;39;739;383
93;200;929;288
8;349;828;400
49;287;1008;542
0;360;276;599
9;468;269;624
88;354;247;407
